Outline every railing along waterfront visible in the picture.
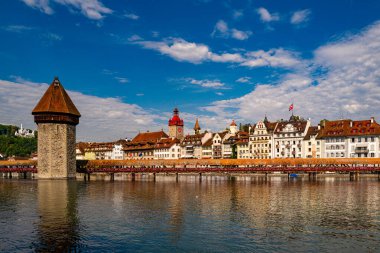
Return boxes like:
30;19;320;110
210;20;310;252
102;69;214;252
1;158;380;174
77;158;380;174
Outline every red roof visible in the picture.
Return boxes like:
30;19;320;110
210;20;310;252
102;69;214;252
230;120;237;126
168;108;184;126
318;118;380;138
32;77;80;117
132;130;168;142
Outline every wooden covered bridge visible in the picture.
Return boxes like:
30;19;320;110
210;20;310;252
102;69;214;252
1;158;380;179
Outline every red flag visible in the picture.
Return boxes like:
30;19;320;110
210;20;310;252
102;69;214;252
289;104;294;111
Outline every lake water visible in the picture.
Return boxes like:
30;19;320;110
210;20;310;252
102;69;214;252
0;174;379;252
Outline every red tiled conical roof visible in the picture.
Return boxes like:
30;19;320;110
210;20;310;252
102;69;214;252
32;77;81;117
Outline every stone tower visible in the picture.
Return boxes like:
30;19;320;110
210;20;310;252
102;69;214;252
168;108;184;139
194;118;201;135
32;77;81;179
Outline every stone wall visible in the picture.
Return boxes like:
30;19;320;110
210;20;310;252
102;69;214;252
37;123;76;179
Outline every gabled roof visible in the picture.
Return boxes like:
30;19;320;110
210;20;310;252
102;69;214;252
132;130;168;142
275;120;308;134
304;126;320;140
32;77;81;117
202;138;213;147
155;138;180;149
181;133;205;146
318;118;380;138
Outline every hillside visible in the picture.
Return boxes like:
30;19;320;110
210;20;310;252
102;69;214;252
0;124;37;158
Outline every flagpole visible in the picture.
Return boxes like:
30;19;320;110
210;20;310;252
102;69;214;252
292;100;294;116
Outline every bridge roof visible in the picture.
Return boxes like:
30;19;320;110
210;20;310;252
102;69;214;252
32;77;81;117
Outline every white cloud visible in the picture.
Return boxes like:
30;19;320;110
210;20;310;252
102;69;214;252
114;77;129;83
257;7;279;22
216;92;224;96
2;25;35;33
291;9;311;25
124;13;139;20
22;0;54;14
22;0;112;20
0;78;164;141
135;38;301;69
209;52;243;63
128;34;143;42
136;39;211;64
186;78;226;89
212;20;252;40
236;77;252;84
241;48;301;68
231;29;252;40
202;21;380;126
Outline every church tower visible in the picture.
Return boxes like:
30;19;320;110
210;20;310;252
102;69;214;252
194;118;201;135
32;77;81;179
230;120;238;135
168;108;184;139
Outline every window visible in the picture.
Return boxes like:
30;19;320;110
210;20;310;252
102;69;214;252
371;137;375;142
352;138;355;143
308;142;311;146
358;138;361;143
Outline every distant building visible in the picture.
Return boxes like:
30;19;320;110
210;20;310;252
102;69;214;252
180;131;213;159
201;136;213;159
194;118;201;135
250;117;277;159
124;130;168;160
84;142;113;160
212;131;229;159
154;138;181;159
14;124;35;138
273;115;311;158
318;117;380;158
168;108;184;139
302;126;321;158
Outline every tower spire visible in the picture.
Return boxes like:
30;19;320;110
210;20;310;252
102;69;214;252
194;118;201;134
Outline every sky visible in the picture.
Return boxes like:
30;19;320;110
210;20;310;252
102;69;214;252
1;0;380;141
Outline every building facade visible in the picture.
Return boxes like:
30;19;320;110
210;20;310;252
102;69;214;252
273;116;311;158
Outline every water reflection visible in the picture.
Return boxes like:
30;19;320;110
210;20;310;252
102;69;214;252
35;180;80;252
1;175;379;252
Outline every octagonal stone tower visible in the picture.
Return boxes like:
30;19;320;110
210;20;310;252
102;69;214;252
32;77;81;179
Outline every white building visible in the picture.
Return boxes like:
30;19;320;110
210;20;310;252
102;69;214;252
154;138;181;159
302;126;322;158
15;124;35;138
318;117;380;158
112;141;126;160
181;132;213;159
273;116;311;158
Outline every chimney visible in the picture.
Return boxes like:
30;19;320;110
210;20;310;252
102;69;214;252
371;117;374;124
350;121;353;127
318;125;321;130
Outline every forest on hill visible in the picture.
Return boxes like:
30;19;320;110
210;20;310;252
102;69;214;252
0;124;37;158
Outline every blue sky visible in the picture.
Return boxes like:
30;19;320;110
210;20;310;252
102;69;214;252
1;0;380;141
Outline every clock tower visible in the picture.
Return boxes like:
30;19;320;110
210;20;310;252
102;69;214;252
168;108;184;139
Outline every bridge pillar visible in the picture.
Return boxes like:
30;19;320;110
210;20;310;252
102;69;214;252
349;171;359;180
199;173;202;182
110;173;115;181
153;172;156;182
8;172;12;179
131;173;136;181
176;173;179;182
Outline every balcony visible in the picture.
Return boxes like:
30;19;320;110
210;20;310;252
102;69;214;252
355;147;369;154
